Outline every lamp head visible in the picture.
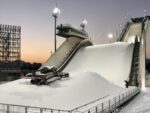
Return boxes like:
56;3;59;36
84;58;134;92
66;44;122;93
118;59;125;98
82;19;88;26
52;7;60;17
108;33;113;39
80;19;88;30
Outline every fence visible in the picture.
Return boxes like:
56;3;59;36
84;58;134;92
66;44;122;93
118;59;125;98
71;88;140;113
0;88;140;113
0;103;70;113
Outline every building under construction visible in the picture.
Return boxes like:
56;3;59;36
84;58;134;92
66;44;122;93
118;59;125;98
0;24;21;62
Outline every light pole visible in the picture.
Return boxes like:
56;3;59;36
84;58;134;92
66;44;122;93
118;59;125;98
124;16;127;23
144;9;147;17
126;12;130;21
50;50;53;56
52;5;60;52
108;33;113;43
80;19;88;31
119;23;122;35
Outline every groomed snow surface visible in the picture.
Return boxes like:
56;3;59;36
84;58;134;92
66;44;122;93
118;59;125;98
0;72;124;110
0;42;134;110
64;42;134;87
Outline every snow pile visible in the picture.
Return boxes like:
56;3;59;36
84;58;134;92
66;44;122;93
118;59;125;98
0;71;123;110
64;42;134;87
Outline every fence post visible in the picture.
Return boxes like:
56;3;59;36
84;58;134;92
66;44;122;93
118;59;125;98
51;109;53;113
119;95;120;105
7;105;9;113
40;108;43;113
95;106;98;113
88;110;90;113
109;100;111;112
25;107;27;113
124;93;125;102
114;97;116;112
126;92;127;100
102;103;104;113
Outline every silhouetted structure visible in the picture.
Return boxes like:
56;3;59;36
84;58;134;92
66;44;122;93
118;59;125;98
0;24;21;62
0;60;41;81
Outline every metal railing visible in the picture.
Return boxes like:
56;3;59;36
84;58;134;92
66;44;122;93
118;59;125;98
0;103;69;113
117;22;130;41
70;87;140;113
0;88;140;113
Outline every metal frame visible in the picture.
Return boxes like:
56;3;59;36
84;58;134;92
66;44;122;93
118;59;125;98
0;24;21;62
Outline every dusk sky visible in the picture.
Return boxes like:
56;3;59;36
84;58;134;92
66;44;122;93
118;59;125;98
0;0;150;63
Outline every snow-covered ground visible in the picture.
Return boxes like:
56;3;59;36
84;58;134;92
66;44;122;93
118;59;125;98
119;88;150;113
0;72;123;110
0;42;134;110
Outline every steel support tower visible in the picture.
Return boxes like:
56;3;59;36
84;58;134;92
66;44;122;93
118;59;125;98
0;24;21;62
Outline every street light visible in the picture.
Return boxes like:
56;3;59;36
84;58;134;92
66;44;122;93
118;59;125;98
108;33;113;43
144;9;147;17
52;5;60;52
124;16;127;23
126;12;131;21
80;19;88;31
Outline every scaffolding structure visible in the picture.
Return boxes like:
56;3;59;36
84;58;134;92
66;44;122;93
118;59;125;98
0;24;21;62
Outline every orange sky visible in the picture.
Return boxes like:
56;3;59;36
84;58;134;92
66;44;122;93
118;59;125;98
21;33;65;63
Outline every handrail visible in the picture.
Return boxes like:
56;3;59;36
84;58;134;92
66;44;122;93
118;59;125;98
71;87;140;113
117;22;130;41
0;102;69;112
57;39;93;72
71;95;109;111
41;37;82;70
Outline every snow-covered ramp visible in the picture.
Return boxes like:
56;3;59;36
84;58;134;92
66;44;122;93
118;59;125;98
64;42;134;87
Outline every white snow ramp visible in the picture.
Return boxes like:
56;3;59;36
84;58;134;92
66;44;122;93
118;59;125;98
64;42;134;87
